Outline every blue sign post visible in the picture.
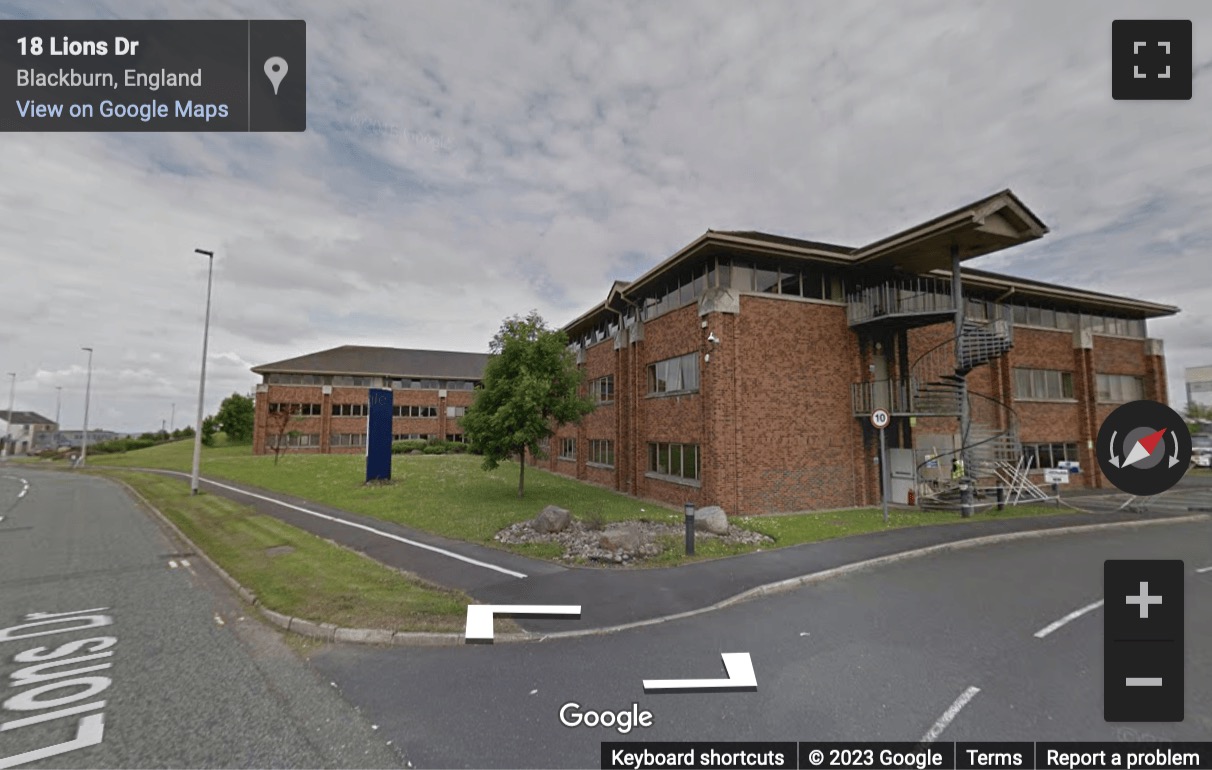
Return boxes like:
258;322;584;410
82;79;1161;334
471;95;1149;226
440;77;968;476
366;388;393;482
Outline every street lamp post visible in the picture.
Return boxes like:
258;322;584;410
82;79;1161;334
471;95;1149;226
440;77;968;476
80;348;93;466
170;402;175;432
55;386;62;426
4;372;14;458
191;249;215;495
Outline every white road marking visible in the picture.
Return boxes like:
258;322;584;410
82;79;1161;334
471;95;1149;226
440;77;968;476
168;472;527;578
0;714;104;769
180;559;190;567
643;652;756;692
465;604;580;641
920;686;980;743
168;560;178;569
1196;566;1212;574
213;614;225;626
1034;599;1105;638
1;701;105;731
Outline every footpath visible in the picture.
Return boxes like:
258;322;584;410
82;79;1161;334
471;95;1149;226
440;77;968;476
121;467;1210;644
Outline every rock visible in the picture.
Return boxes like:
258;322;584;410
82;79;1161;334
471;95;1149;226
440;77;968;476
533;505;571;533
599;524;644;552
694;505;729;535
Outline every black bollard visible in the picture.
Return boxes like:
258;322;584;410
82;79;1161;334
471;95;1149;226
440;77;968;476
996;484;1006;511
684;502;695;556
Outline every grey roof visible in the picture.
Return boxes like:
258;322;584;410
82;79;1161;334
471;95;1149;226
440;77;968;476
1;410;54;425
251;345;490;379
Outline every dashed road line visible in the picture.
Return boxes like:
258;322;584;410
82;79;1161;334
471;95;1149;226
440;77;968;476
1197;566;1212;574
168;560;178;569
155;470;528;579
1034;599;1105;639
920;685;980;743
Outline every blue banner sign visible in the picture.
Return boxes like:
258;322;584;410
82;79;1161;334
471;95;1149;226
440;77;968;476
366;388;393;482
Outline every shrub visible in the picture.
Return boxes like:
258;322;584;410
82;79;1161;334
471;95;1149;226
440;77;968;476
421;443;448;455
392;439;428;454
581;510;608;531
448;442;469;454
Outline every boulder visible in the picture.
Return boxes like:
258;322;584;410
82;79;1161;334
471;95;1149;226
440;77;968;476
533;505;571;533
694;505;729;535
599;523;644;552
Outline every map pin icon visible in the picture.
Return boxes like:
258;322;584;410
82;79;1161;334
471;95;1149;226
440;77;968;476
264;57;288;95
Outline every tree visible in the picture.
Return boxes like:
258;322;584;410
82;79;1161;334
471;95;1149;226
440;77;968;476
266;403;299;466
462;311;595;497
201;415;218;446
215;392;255;443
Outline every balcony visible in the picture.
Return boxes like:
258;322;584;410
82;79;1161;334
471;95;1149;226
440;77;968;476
846;276;956;328
851;378;966;418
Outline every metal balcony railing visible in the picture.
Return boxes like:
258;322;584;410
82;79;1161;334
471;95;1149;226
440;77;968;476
851;379;912;416
846;276;956;326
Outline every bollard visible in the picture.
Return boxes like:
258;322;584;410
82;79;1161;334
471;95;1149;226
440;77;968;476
684;502;695;556
1052;481;1060;507
996;484;1005;511
960;479;974;518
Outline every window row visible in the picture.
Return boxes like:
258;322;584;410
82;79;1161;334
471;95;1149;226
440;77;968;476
331;433;367;447
393;433;432;441
648;442;701;482
332;403;368;417
1005;302;1146;338
558;437;576;461
394;405;439;418
1096;374;1144;403
591;375;615;404
1013;368;1074;401
647;353;699;395
266;373;478;390
267;433;321;448
268;402;323;416
1021;442;1080;470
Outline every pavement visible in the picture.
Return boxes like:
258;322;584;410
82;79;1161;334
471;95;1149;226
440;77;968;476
99;466;1212;640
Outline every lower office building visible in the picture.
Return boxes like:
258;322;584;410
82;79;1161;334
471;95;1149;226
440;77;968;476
250;347;488;455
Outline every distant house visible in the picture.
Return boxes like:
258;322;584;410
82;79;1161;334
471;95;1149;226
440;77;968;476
53;429;123;450
1;411;57;455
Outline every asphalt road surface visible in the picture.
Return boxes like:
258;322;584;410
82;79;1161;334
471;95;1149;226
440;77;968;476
0;468;400;769
310;516;1212;769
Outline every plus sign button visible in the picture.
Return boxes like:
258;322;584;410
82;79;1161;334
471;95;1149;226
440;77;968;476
1112;20;1192;99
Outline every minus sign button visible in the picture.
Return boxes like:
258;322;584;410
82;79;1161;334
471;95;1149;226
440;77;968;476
1126;677;1163;686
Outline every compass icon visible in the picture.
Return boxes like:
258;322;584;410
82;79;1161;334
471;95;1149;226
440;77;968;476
1097;400;1191;496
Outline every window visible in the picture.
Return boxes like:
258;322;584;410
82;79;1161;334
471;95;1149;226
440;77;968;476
558;437;576;461
755;267;779;293
592;375;615;404
267;432;320;448
332;403;368;416
446;434;467;443
647;442;700;482
647;353;699;395
394;405;439;418
269;402;321;416
589;439;615;467
1013;368;1074;400
393;433;431;441
332;376;373;387
1021;442;1079;469
1096;374;1144;403
330;433;367;447
446;406;466;418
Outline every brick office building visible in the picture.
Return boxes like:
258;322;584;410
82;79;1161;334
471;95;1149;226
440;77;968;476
250;190;1176;515
250;346;488;455
536;189;1176;514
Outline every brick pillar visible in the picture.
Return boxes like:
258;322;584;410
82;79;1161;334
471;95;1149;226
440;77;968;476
320;385;332;453
1144;338;1168;405
1073;327;1102;489
253;384;269;455
700;292;741;515
438;388;448;439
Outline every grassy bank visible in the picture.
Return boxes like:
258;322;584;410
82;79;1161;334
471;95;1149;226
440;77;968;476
85;438;1082;565
109;469;468;632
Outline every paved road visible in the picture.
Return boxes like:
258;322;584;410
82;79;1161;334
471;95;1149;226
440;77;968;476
0;468;400;769
310;517;1212;768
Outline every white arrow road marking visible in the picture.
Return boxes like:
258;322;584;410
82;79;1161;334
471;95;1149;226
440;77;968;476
920;686;980;743
643;652;756;691
464;604;581;642
1035;599;1104;638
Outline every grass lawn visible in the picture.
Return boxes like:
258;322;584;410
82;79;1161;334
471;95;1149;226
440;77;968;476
83;436;1088;566
106;469;469;632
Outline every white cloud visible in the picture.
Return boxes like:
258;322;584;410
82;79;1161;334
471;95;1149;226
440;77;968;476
3;0;1211;432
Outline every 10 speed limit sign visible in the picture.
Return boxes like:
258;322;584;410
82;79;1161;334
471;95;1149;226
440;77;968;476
870;408;890;430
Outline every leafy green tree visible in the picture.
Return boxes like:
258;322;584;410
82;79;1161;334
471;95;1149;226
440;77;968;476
215;392;255;443
462;311;595;498
201;415;218;446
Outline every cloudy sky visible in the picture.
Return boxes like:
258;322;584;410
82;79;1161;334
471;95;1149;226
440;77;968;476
2;0;1210;433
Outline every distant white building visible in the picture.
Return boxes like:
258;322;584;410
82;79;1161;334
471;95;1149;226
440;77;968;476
1;411;57;455
1188;365;1212;412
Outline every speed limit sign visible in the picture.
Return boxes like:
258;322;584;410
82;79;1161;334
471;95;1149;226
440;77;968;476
870;408;890;430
